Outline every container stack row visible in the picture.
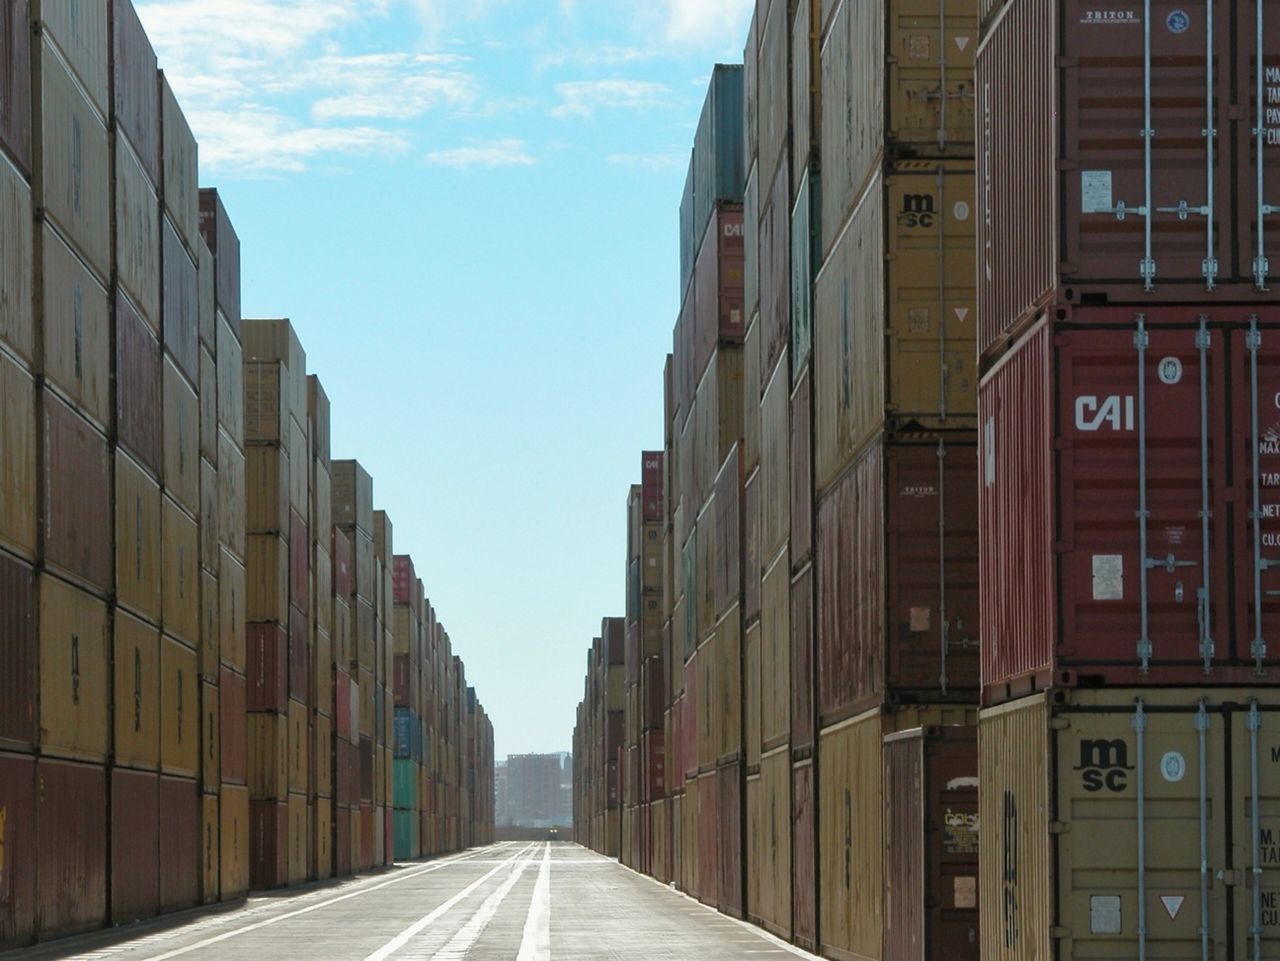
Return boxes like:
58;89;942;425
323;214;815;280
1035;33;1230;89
0;2;493;951
976;0;1280;956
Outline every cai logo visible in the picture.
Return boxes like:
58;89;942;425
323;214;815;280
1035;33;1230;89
1167;9;1190;32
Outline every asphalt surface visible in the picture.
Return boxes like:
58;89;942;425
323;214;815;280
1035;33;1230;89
11;843;819;961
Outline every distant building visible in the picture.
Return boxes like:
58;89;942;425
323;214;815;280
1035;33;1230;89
502;753;572;828
495;761;510;826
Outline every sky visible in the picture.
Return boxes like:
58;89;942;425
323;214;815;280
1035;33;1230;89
135;0;754;761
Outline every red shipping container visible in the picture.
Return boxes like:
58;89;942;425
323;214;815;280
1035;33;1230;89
42;391;111;593
392;555;415;605
642;657;664;731
976;0;1280;357
249;800;287;889
0;753;36;949
35;758;106;938
791;761;817;951
642;451;665;522
288;608;309;705
816;435;980;723
693;204;746;384
158;776;198;910
109;768;159;923
0;554;35;750
335;668;352;740
246;624;287;713
332;528;352;599
359;804;373;869
980;309;1280;701
0;1;31;177
219;667;247;784
682;658;699;779
115;290;162;474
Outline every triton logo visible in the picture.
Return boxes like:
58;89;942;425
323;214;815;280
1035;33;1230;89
1075;738;1133;792
1075;395;1135;432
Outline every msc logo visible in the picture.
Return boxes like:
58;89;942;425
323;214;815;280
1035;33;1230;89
1075;395;1135;432
900;194;936;228
1075;738;1133;792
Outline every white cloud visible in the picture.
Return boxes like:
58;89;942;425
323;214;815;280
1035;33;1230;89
424;138;535;169
607;151;687;171
660;0;753;49
551;79;670;119
538;44;654;70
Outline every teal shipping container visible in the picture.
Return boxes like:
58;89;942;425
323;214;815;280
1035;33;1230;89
393;759;418;811
393;810;419;861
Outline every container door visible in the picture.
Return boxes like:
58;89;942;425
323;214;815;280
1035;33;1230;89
1062;0;1232;289
1231;699;1280;960
1056;701;1228;957
1056;323;1231;678
1236;0;1280;291
1231;315;1280;673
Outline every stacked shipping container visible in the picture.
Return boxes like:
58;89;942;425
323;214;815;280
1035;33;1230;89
0;4;493;951
976;0;1280;956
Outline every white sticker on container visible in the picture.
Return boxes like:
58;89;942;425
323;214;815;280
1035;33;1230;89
954;201;971;221
1158;356;1184;385
984;418;996;488
1082;171;1114;213
1093;554;1124;600
1160;751;1187;782
1091;895;1122;935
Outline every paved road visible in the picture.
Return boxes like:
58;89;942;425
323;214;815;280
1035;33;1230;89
11;843;817;961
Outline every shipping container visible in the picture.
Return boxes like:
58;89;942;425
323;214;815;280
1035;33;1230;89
200;793;219;904
0;554;36;750
42;392;111;592
758;159;792;388
200;567;219;681
110;0;159;183
791;759;817;950
162;496;200;646
0;152;33;366
288;793;307;884
161;635;199;777
750;747;791;937
980;310;1280;701
114;138;160;329
39;574;108;760
0;752;36;948
249;799;287;889
35;38;111;283
761;548;790;749
248;712;288;801
0;2;31;176
162;220;200;385
36;759;107;936
882;726;979;961
115;291;162;474
220;667;247;785
159;73;199;257
216;319;244;448
199;189;241;335
39;222;110;427
813;163;977;492
158;776;198;910
817;434;979;722
114;609;161;769
757;0;788;195
219;550;247;672
694;205;747;382
32;1;109;119
220;783;250;898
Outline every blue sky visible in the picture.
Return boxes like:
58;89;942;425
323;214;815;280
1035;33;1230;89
135;0;753;760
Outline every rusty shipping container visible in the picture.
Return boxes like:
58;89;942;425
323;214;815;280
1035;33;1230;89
110;0;159;184
109;768;159;923
977;0;1280;355
980;310;1280;703
979;689;1280;960
114;609;161;769
0;554;36;750
116;291;162;474
694;204;747;382
817;434;979;722
0;752;36;948
0;353;37;561
40;222;111;427
813;163;977;493
882;726;979;961
35;758;106;938
39;574;109;761
0;151;34;367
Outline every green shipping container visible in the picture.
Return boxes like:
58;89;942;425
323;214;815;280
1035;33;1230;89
393;759;419;810
394;810;419;861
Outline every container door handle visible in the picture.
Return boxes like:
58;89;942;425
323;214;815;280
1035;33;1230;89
1252;0;1275;291
1134;700;1149;960
1196;700;1211;960
1248;317;1270;672
1196;322;1215;672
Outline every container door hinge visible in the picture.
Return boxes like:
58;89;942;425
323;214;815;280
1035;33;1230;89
1217;868;1244;887
1049;821;1070;835
1051;926;1072;940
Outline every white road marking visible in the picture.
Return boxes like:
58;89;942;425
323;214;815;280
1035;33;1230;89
426;851;537;960
362;846;536;961
130;847;504;961
515;843;551;961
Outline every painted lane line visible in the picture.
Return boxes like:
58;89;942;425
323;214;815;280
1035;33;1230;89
515;843;551;961
362;845;536;961
134;847;506;961
427;851;538;960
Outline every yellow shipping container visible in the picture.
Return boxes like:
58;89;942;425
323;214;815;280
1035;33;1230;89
200;569;220;682
115;449;162;622
245;444;289;535
40;222;110;426
163;357;200;514
220;783;250;898
288;793;308;885
113;609;161;770
313;796;332;881
248;712;288;801
163;496;200;646
217;429;246;560
0;134;34;366
39;574;109;760
759;747;792;939
288;699;309;796
200;792;220;905
814;163;977;494
161;635;199;777
219;549;246;672
201;679;220;792
0;353;37;559
115;137;160;329
245;533;288;625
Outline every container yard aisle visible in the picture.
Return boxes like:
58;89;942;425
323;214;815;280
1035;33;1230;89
0;843;814;961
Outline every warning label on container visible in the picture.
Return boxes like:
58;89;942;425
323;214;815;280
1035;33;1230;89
1161;895;1185;919
943;809;978;854
1091;896;1122;935
954;876;977;909
1082;171;1113;213
1093;554;1124;600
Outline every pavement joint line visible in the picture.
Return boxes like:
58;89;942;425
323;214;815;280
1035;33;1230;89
361;844;538;961
585;846;825;961
514;843;551;961
131;846;510;961
426;847;538;960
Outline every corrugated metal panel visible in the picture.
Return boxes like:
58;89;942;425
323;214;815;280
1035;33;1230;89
199;567;218;680
0;554;36;750
0;153;34;365
199;792;219;904
159;73;199;255
716;763;743;917
110;0;159;182
696;771;719;905
246;623;286;713
201;678;220;792
693;65;745;251
246;445;288;536
694;205;746;382
109;768;159;923
288;700;308;796
314;712;332;798
0;2;32;177
115;290;161;474
248;712;287;801
199;350;216;464
163;356;200;515
744;166;759;326
38;574;108;760
313;797;332;880
42;391;110;591
791;0;814;195
162;218;199;385
35;759;106;937
39;222;110;427
287;793;307;884
760;356;789;561
162;496;199;647
790;367;812;565
114;609;160;769
198;236;214;350
759;748;791;937
219;783;249;898
33;1;108;119
0;752;36;948
161;635;199;777
249;797;287;889
714;607;742;763
115;138;160;330
791;171;816;376
216;318;244;450
0;355;37;561
712;445;742;618
790;563;814;752
757;0;787;193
